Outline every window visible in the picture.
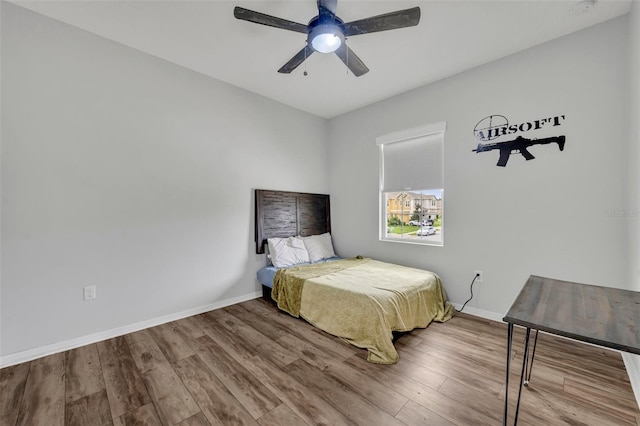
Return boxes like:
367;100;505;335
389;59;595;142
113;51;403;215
378;122;445;246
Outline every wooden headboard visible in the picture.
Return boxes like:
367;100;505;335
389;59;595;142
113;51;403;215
255;189;331;254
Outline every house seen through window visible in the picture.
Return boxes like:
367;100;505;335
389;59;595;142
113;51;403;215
384;190;443;243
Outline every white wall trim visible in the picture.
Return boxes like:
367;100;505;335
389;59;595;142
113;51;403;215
452;304;504;322
376;121;447;146
622;353;640;409
0;291;262;368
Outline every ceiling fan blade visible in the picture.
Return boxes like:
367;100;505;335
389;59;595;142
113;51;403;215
343;7;420;36
334;44;369;77
318;0;338;15
278;45;315;74
234;7;308;34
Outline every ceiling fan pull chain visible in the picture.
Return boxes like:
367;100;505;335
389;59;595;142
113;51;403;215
304;46;308;76
346;40;349;75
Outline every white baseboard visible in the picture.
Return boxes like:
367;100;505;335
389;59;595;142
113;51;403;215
0;291;262;368
622;353;640;409
451;303;504;322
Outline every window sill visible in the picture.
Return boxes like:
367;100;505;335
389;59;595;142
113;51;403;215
380;236;443;247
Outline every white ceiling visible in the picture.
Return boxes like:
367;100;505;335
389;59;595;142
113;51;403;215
11;0;633;118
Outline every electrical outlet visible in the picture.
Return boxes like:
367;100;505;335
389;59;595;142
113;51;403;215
474;270;483;283
84;285;96;300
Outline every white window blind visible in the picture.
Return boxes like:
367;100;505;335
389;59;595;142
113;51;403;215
378;123;445;192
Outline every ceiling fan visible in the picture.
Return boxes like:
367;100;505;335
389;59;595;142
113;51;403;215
234;0;421;77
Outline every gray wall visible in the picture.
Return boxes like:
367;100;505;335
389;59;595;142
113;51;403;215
624;0;640;406
328;16;630;318
1;3;329;358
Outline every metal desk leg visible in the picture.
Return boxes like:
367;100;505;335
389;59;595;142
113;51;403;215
524;330;539;386
514;327;532;425
504;323;514;426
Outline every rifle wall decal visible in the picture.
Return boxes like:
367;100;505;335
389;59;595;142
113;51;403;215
472;135;566;167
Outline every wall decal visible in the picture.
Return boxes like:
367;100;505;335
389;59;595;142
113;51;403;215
473;115;509;141
473;135;565;167
472;114;567;167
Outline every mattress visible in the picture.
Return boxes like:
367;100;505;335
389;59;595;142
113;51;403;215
257;257;341;288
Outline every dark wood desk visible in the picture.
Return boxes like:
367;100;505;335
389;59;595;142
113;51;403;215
502;275;640;425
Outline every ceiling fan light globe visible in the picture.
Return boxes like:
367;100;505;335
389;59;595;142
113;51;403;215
312;33;341;53
309;24;344;53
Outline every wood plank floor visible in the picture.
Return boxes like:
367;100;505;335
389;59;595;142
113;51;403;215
1;298;639;425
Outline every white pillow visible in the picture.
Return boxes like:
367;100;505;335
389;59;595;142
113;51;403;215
303;233;336;262
267;236;310;268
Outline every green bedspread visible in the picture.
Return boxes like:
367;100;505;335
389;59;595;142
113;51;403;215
272;257;454;364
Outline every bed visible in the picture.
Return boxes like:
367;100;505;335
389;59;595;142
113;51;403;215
255;189;454;364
